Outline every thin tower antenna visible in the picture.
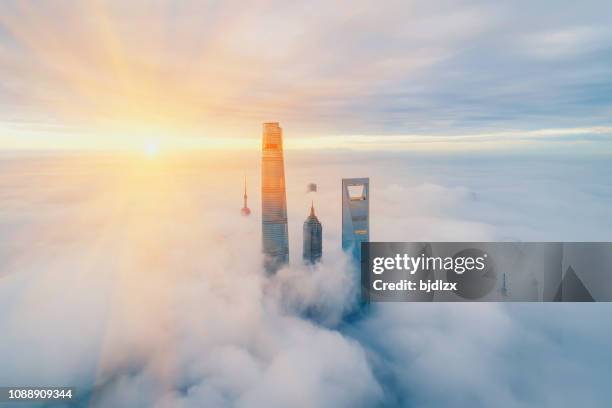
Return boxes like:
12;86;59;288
241;175;251;216
244;176;248;206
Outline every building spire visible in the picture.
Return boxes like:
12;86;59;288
303;199;322;264
244;176;248;206
241;175;251;216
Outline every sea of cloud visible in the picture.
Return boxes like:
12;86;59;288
0;151;611;407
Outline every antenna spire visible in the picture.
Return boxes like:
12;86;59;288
241;175;251;216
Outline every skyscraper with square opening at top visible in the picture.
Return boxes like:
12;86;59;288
342;178;369;262
261;122;289;273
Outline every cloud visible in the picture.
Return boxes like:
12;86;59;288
284;126;612;153
1;152;612;407
1;0;611;149
520;26;612;60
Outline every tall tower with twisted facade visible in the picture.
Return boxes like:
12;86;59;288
261;122;289;272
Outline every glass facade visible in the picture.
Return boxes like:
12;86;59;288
261;122;289;272
303;203;322;264
342;178;369;262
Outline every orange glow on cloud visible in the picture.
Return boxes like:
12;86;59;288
0;1;449;150
0;1;609;154
0;1;268;147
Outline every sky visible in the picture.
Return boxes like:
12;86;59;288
0;0;611;151
1;152;611;407
1;3;612;406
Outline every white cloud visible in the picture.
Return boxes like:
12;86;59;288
0;152;611;407
520;26;612;60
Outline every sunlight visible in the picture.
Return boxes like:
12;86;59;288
145;140;160;158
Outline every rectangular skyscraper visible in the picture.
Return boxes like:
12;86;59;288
342;178;369;262
261;122;289;272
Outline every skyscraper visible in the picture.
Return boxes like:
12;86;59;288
303;202;322;264
342;178;369;262
241;177;251;216
261;122;289;272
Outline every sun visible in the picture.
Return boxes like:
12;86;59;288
144;141;160;158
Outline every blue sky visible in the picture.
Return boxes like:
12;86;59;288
0;0;611;150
